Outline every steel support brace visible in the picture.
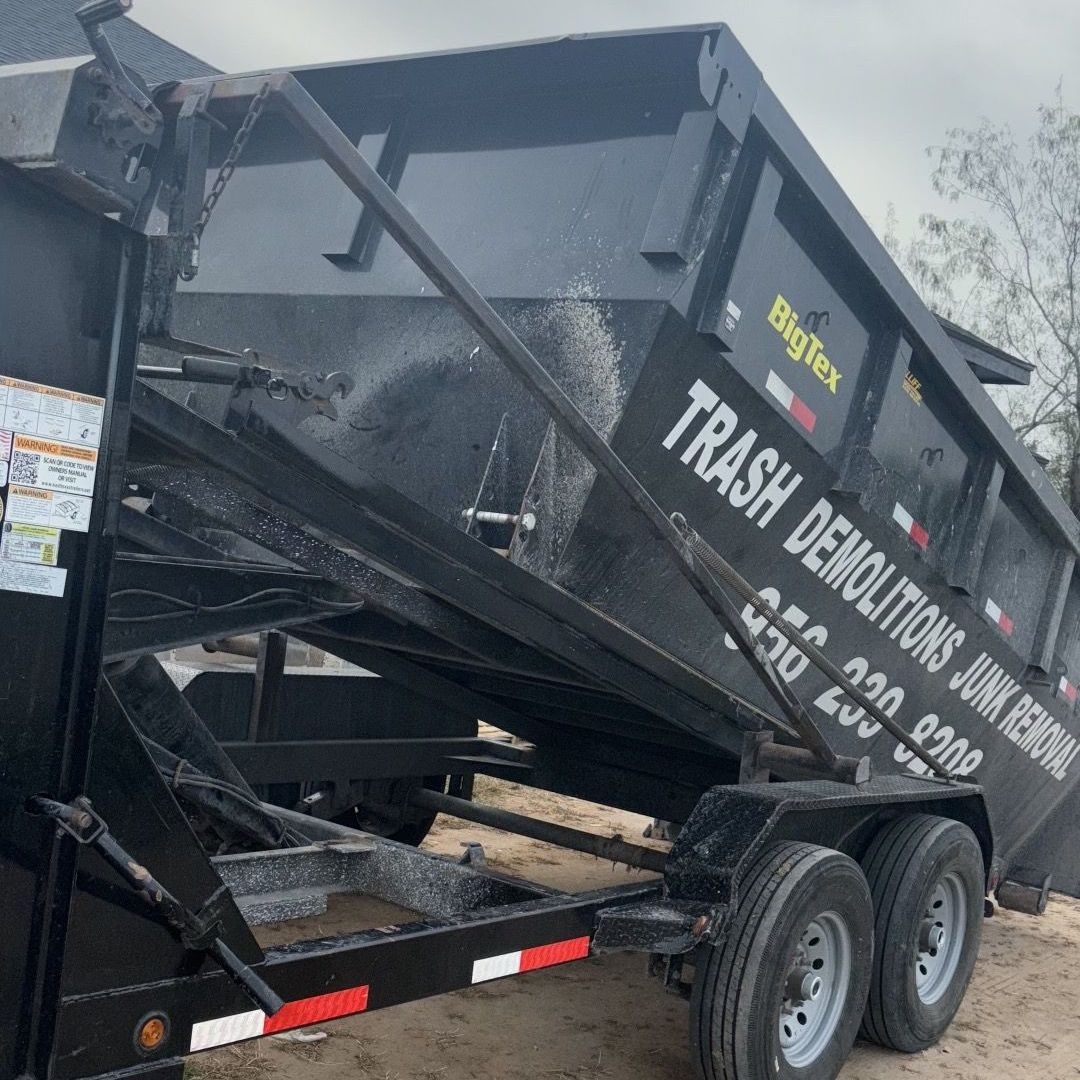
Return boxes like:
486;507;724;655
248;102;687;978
407;788;668;874
220;737;531;784
159;73;884;780
247;630;288;743
131;383;766;758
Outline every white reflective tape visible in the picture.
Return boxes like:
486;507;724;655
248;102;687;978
765;370;794;409
892;503;914;533
984;598;1002;622
471;950;522;984
726;299;742;320
189;1010;264;1052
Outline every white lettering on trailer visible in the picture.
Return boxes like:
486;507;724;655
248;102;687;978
662;380;804;528
658;381;1079;783
949;654;1022;724
783;498;965;676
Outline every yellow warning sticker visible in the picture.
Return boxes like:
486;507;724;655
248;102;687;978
1;521;60;566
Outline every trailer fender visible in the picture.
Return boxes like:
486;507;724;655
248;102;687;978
664;776;993;918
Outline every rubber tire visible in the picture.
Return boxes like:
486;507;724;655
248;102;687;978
690;842;874;1080
860;814;983;1052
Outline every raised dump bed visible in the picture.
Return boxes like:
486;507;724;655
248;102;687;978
164;26;1080;874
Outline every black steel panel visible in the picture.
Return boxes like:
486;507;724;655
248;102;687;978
865;350;981;579
171;294;664;524
144;23;1080;872
715;187;874;456
181;667;476;743
976;493;1055;661
0;164;142;1079
555;309;1078;861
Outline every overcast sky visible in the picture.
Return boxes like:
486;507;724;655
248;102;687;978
131;1;1077;242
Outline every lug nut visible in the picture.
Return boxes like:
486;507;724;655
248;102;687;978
919;918;945;953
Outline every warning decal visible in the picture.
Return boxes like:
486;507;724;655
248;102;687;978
10;435;97;498
1;522;60;566
0;375;108;601
0;560;66;597
0;376;104;446
6;484;92;533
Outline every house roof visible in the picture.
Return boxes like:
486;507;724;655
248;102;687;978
0;0;218;83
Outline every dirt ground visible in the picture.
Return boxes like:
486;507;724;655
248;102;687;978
188;780;1080;1080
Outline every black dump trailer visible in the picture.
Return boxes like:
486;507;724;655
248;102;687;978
0;9;1073;1080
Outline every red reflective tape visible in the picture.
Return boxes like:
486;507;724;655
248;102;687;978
263;985;369;1034
909;521;930;550
788;396;816;433
892;503;929;550
518;936;590;972
984;597;1013;635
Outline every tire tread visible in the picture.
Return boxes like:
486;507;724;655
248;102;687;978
693;842;852;1080
860;814;982;1050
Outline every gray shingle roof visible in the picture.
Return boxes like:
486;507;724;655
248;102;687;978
0;0;218;82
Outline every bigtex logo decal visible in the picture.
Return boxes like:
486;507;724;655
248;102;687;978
767;294;841;394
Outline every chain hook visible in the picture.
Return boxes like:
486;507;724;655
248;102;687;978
180;81;272;281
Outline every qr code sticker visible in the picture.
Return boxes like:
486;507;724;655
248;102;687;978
10;451;40;486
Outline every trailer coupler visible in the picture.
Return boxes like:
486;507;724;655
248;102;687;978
29;795;284;1017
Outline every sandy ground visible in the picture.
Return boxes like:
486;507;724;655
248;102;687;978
187;780;1080;1080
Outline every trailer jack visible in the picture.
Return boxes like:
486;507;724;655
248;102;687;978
29;796;284;1017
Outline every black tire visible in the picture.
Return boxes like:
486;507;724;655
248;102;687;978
691;842;873;1080
860;814;983;1052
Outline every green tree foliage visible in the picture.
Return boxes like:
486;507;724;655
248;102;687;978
885;88;1080;512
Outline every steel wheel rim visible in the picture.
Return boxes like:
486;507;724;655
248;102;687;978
916;871;966;1004
778;910;852;1068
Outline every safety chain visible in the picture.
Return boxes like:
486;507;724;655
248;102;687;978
180;81;273;281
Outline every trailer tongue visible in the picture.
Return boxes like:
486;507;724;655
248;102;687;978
0;6;1073;1080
